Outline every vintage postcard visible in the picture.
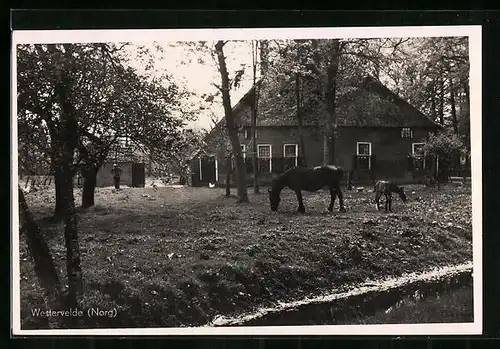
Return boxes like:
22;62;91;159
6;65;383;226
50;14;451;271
11;25;482;336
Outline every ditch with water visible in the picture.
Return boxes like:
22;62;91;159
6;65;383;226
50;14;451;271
211;263;473;326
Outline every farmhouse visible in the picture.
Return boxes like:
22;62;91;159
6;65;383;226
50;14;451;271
191;75;442;187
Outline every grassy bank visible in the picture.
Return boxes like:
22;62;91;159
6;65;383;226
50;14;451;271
19;183;473;329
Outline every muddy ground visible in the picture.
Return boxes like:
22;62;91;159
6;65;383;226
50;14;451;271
18;182;473;329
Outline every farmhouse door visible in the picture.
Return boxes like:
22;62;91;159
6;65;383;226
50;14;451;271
131;163;145;187
201;156;216;184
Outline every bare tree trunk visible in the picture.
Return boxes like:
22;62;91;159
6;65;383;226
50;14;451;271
215;41;248;203
438;75;445;125
430;86;437;123
296;73;307;166
81;166;98;208
54;166;65;220
251;40;260;193
225;155;231;197
324;39;341;165
309;39;331;166
322;135;330;166
251;118;259;193
461;80;471;170
295;43;307;167
259;40;269;76
55;69;83;311
18;187;63;323
448;71;461;169
61;172;81;310
449;74;459;134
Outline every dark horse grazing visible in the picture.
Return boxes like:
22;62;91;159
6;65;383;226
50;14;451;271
374;180;407;212
268;165;346;213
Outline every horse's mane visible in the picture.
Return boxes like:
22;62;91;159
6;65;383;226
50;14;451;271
270;167;295;190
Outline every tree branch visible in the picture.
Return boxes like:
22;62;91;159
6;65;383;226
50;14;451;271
212;82;222;92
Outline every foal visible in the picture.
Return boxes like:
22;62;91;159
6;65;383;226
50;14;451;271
374;180;407;212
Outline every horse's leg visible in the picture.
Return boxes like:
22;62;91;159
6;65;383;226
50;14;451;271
335;182;346;212
295;190;306;213
375;191;381;211
384;193;389;211
388;194;393;212
328;188;336;212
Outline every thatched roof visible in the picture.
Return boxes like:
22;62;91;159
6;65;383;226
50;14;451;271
199;75;440;158
335;76;441;128
232;75;440;129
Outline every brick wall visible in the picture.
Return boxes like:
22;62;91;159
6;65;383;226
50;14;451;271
193;122;435;187
335;127;431;183
212;126;324;186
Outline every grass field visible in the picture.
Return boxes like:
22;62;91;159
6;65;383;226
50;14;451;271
18;182;473;329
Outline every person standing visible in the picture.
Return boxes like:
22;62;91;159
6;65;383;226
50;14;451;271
111;163;122;189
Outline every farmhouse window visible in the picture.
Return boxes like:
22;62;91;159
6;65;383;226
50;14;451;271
412;142;426;170
356;142;372;170
258;144;272;173
401;127;413;138
283;143;298;169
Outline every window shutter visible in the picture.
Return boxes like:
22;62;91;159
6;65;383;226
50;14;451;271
370;154;377;172
273;157;283;173
370;154;377;180
352;154;358;171
298;156;304;167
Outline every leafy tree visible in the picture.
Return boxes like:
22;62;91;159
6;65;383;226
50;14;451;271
422;129;464;162
382;37;469;132
161;128;207;184
17;43;189;210
421;128;465;184
17;42;191;310
379;36;470;168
